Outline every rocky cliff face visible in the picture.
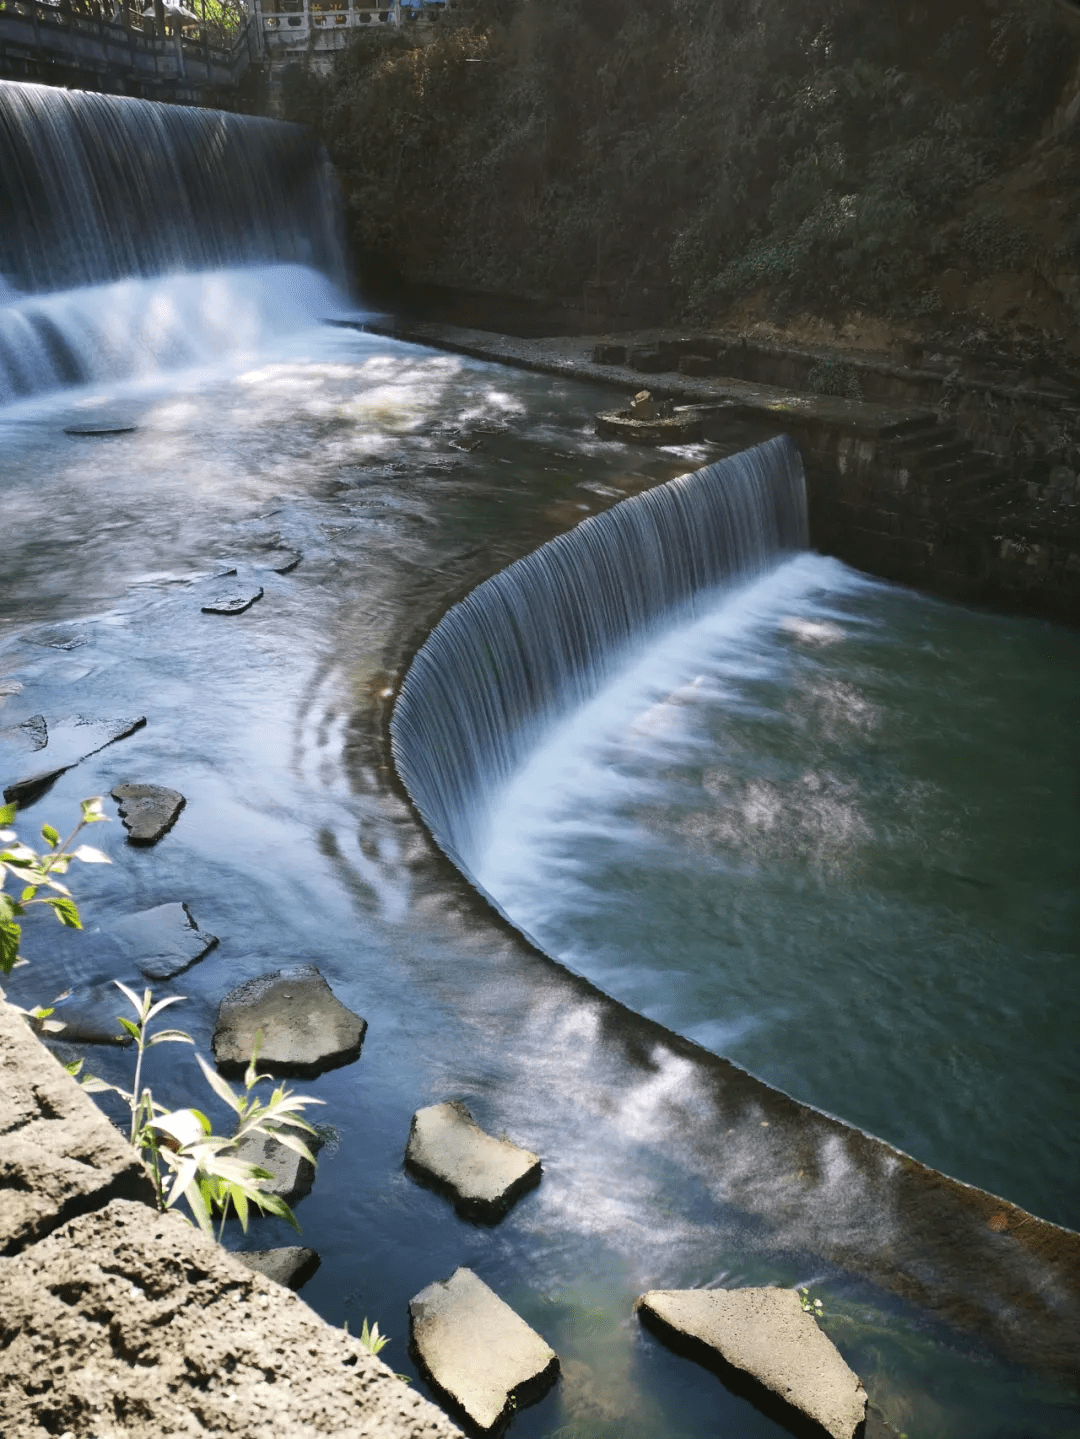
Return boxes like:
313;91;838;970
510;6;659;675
287;0;1080;354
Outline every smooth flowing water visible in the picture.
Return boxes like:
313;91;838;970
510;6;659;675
473;554;1080;1231
2;77;1078;1439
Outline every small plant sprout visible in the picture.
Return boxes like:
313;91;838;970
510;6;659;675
798;1287;824;1318
358;1319;390;1357
0;797;110;980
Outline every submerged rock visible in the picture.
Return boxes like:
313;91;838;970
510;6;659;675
409;1267;559;1434
405;1100;541;1223
109;901;218;981
234;1128;320;1205
201;584;263;615
111;782;186;844
635;1287;867;1439
212;964;367;1077
47;984;134;1045
233;1245;320;1291
265;548;302;574
2;714;146;805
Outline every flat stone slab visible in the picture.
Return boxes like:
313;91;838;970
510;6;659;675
111;782;186;844
2;714;146;805
202;584;263;614
212;964;367;1077
636;1288;867;1439
233;1245;320;1291
0;1199;463;1438
234;1126;320;1206
409;1267;559;1433
0;1000;153;1256
265;548;302;573
108;901;218;981
405;1101;541;1223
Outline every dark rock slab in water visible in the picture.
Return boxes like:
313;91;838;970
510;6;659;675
405;1100;541;1223
212;964;366;1077
264;548;301;574
201;584;263;615
409;1267;559;1434
234;1127;320;1205
2;714;147;805
111;782;186;844
48;983;134;1045
18;626;89;650
233;1246;320;1291
636;1288;867;1439
109;901;218;981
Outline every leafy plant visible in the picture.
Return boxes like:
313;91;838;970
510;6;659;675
357;1318;391;1356
0;797;110;977
798;1286;825;1318
81;983;324;1239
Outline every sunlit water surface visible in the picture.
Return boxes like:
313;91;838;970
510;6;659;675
1;274;1077;1437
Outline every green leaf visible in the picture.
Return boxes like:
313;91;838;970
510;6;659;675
70;844;110;865
40;823;60;848
117;1016;142;1040
45;895;82;929
196;1053;242;1115
80;797;108;824
113;979;146;1017
146;1028;195;1048
0;918;20;975
144;994;187;1024
0;802;17;826
64;1058;85;1078
20;886;38;903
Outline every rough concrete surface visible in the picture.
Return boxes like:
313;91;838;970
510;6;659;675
108;901;218;981
0;1199;464;1438
0;999;153;1256
636;1287;867;1439
233;1245;320;1291
213;964;367;1076
111;782;186;844
405;1101;541;1222
409;1267;559;1434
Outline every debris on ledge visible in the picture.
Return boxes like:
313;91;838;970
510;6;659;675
212;963;367;1077
405;1100;541;1223
636;1286;867;1439
410;1266;559;1434
111;782;186;843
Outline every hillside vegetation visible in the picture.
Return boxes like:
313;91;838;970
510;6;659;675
286;0;1080;352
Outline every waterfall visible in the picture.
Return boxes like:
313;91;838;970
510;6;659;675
0;79;346;406
391;435;809;872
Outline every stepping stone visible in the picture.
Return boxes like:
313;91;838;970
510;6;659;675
3;715;146;805
212;964;366;1077
635;1288;867;1439
264;549;301;574
233;1246;320;1291
19;627;88;650
201;585;263;615
234;1128;320;1206
111;783;186;844
405;1101;541;1223
409;1267;559;1434
108;902;217;981
63;423;137;436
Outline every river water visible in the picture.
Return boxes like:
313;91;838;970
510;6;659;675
2;266;1078;1437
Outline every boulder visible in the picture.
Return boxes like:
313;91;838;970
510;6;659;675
0;999;153;1256
212;964;366;1077
233;1245;320;1291
3;714;146;805
405;1101;541;1223
109;901;217;981
111;782;186;844
0;1199;463;1438
409;1267;558;1434
636;1288;867;1439
234;1127;320;1206
201;584;263;615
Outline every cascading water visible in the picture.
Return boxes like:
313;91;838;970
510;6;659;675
0;79;347;407
390;435;809;872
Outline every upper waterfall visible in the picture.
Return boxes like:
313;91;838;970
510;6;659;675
0;80;346;295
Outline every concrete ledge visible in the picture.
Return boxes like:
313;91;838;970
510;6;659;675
0;1198;463;1438
0;997;155;1257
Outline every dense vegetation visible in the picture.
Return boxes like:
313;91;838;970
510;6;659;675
285;0;1080;348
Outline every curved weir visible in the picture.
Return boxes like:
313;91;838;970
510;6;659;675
391;435;808;871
